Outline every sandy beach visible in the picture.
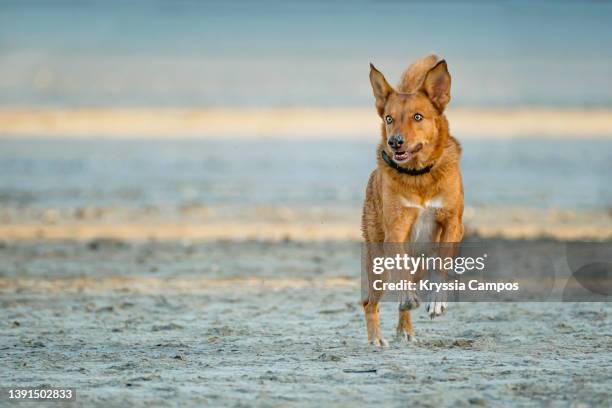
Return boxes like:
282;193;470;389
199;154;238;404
1;239;610;407
2;1;612;406
1;193;611;406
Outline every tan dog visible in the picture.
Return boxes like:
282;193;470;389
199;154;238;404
361;54;464;346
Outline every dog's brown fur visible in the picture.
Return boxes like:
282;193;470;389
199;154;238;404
361;54;464;346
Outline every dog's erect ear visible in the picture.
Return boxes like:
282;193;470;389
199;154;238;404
369;64;394;117
420;60;451;112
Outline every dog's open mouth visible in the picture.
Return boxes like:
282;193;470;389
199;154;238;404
393;151;410;162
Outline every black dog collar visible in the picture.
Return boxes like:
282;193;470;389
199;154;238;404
380;150;434;176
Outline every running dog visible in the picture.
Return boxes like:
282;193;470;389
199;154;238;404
361;54;464;346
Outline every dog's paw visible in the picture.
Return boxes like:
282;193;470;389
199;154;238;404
396;330;418;344
425;271;448;319
425;298;448;319
368;337;389;347
399;292;420;311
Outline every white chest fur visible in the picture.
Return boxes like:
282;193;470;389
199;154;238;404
400;196;444;242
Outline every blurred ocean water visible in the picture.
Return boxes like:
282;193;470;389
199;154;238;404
0;138;609;212
0;1;611;108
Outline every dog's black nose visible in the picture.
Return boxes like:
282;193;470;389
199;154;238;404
387;135;404;150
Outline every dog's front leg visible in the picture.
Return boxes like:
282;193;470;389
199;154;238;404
439;213;464;244
362;230;407;347
384;207;420;342
426;214;464;318
363;297;387;347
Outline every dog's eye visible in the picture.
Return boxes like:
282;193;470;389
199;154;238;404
385;115;393;124
414;113;424;122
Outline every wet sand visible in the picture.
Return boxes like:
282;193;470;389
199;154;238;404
1;239;611;407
